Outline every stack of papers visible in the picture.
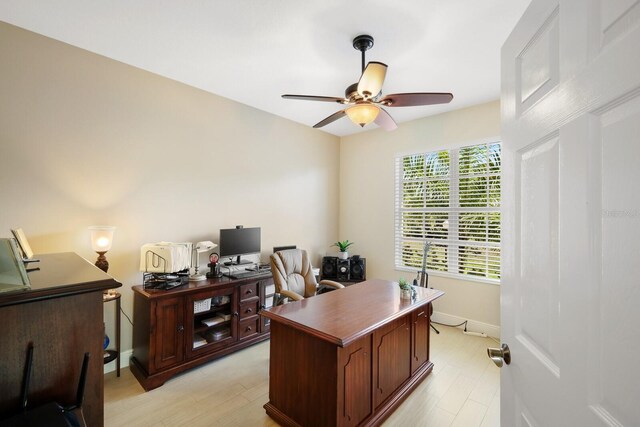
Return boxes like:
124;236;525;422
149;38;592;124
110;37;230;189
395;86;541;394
193;335;207;348
201;316;225;327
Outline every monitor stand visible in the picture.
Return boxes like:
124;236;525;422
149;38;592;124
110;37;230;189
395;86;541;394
223;256;253;266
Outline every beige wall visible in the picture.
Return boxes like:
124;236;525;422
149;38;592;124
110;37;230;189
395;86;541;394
339;101;501;331
0;22;340;356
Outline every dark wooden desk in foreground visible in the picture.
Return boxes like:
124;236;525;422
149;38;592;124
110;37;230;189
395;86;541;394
262;279;444;427
0;252;121;427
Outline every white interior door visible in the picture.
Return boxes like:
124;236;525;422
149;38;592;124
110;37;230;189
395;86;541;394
501;0;640;425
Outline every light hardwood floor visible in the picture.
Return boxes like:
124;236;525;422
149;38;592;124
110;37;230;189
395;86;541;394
104;325;500;426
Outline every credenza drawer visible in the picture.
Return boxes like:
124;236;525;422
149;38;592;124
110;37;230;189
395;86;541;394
239;283;258;301
239;318;259;340
239;300;259;320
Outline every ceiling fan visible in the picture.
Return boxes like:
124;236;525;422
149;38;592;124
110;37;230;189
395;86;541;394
282;34;454;131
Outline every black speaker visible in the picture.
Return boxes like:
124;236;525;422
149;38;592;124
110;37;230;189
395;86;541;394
321;256;338;279
337;259;350;281
349;256;366;281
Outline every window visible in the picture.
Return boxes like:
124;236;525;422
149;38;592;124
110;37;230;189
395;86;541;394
395;141;501;282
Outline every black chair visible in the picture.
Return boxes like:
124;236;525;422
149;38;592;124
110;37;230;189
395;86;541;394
0;344;90;427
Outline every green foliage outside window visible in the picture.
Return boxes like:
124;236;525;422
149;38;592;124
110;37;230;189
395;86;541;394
396;142;501;281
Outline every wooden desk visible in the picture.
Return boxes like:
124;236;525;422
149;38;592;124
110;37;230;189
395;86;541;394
0;252;121;427
262;279;444;427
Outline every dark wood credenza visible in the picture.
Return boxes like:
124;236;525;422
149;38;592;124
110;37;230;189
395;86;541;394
262;279;444;427
0;252;122;427
130;273;274;391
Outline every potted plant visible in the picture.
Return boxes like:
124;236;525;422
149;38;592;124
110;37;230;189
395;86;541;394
398;277;412;300
333;240;354;260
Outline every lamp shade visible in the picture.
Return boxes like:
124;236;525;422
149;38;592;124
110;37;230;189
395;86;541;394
357;61;387;99
89;226;115;252
346;103;380;127
195;241;216;253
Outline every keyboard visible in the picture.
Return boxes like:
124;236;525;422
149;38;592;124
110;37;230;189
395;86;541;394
225;269;271;280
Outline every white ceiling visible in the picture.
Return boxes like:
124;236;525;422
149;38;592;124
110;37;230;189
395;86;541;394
0;0;530;137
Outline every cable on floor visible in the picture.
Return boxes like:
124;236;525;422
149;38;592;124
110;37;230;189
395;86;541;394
432;319;468;331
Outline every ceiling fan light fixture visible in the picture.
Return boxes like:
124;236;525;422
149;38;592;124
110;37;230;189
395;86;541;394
346;103;380;127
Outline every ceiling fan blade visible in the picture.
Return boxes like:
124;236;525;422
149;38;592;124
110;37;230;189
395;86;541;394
282;94;346;103
313;110;346;128
374;108;398;131
379;92;453;107
357;62;388;99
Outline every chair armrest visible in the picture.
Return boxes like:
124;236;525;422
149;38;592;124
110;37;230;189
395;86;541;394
279;290;304;302
319;280;345;289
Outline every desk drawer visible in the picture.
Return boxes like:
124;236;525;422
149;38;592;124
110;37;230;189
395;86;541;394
239;300;259;320
240;283;258;301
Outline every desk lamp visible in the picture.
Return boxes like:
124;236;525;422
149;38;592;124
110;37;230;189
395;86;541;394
190;241;217;281
89;226;115;273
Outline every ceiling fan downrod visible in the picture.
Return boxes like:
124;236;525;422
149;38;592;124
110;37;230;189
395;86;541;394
353;34;374;73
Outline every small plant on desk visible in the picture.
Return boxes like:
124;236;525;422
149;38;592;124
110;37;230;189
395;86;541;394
398;278;412;299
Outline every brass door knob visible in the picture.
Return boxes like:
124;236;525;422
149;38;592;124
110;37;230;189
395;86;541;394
487;343;511;367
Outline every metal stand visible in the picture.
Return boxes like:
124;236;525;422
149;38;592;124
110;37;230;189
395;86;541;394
415;242;440;334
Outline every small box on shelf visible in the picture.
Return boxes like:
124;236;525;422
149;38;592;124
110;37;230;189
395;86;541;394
204;327;231;342
193;298;211;313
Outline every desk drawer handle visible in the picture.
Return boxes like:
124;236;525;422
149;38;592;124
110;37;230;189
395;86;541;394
245;308;253;314
245;289;253;294
245;326;252;332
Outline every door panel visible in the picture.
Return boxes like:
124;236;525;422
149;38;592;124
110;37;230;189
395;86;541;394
153;297;184;371
589;96;640;425
517;136;560;377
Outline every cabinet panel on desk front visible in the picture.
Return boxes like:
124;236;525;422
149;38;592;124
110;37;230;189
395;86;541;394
411;305;430;374
337;335;372;427
373;314;411;408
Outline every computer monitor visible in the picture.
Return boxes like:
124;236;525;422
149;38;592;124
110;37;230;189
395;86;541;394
219;226;261;265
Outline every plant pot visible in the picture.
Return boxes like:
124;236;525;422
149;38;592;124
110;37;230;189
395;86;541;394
338;251;348;260
400;288;412;300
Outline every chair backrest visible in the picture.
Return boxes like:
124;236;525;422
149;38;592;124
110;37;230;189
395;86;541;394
270;249;317;299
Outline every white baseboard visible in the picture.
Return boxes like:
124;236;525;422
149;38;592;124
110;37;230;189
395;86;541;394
103;349;133;374
431;311;501;339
